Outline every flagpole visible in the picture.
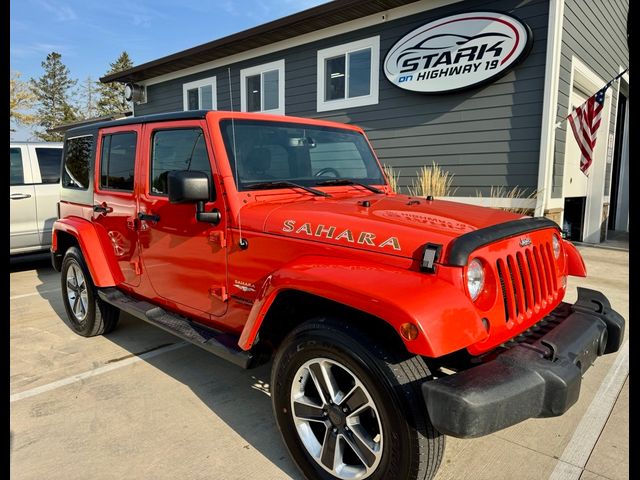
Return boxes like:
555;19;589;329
554;67;628;129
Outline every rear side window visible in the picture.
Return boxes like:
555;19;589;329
62;136;93;190
100;132;137;192
150;128;212;196
10;148;24;185
35;147;62;184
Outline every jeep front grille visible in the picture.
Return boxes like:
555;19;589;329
495;242;559;324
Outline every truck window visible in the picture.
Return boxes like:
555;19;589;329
62;136;93;190
100;132;136;191
309;142;367;178
219;119;384;190
150;128;212;196
35;147;62;184
10;148;24;185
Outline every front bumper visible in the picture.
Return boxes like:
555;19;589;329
422;287;625;438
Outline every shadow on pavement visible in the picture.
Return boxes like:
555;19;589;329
23;257;302;479
10;252;52;273
115;335;303;479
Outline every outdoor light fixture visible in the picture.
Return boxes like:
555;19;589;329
124;83;146;104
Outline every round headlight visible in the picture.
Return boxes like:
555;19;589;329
552;234;561;259
467;258;485;301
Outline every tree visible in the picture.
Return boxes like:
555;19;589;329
97;51;134;116
77;76;99;119
10;71;37;131
30;52;78;141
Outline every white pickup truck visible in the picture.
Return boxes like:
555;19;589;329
10;142;63;255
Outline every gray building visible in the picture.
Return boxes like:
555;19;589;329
103;0;629;244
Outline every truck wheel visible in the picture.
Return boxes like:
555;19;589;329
60;246;120;337
271;317;444;480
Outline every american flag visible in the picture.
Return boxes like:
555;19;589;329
567;86;607;176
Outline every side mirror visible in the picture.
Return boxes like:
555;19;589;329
168;170;211;203
167;170;221;225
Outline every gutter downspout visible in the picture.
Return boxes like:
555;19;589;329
534;0;565;218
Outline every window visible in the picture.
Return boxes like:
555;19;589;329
219;119;384;190
317;37;380;112
62;136;93;189
100;132;137;191
10;148;24;185
150;128;212;196
35;148;62;184
240;60;285;115
183;77;217;111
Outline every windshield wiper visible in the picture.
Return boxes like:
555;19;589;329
315;178;383;194
244;180;331;197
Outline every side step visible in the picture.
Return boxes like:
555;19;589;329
98;288;254;369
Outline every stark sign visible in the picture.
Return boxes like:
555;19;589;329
384;12;532;94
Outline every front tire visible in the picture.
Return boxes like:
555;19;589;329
271;317;444;480
60;246;120;337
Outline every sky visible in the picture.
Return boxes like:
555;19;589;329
10;0;327;140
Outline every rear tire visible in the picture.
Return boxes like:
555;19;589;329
60;246;120;337
271;316;444;480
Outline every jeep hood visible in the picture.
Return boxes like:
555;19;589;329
241;193;523;261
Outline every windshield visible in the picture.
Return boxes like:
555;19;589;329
219;119;385;191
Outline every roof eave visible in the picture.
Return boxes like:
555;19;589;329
100;0;420;84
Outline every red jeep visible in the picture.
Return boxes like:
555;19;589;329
52;110;625;480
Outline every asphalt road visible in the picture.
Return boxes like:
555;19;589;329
9;247;629;480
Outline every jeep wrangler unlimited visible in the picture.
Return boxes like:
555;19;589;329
52;110;625;480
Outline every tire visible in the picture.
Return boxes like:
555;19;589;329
60;246;120;337
271;316;445;480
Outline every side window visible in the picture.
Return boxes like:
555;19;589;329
183;77;217;111
10;148;24;185
150;128;212;196
35;147;62;184
100;132;137;192
62;136;93;190
316;36;380;112
240;60;285;115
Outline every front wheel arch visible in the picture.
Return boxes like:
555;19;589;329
253;289;407;356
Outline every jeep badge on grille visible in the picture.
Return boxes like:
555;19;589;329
519;237;532;247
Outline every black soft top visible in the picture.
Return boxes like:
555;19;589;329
65;110;209;138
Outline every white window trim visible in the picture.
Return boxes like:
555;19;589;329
316;36;380;113
240;60;285;115
182;77;217;111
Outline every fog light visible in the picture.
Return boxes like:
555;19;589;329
598;328;609;355
400;323;419;341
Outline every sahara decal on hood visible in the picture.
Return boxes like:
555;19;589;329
372;210;475;233
384;11;532;93
282;219;401;251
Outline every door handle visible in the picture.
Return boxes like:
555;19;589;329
93;204;113;214
138;212;160;223
10;193;31;200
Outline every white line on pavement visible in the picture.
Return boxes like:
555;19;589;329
10;341;190;403
548;340;629;480
10;288;61;300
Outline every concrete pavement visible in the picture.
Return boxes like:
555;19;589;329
9;246;628;480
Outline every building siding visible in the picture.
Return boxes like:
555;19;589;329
552;0;628;198
136;0;550;196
